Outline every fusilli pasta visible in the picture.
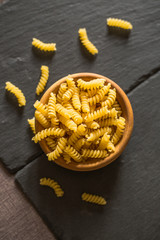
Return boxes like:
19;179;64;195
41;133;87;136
79;28;98;55
64;145;82;162
82;193;107;205
5;81;26;107
107;18;133;30
36;66;49;95
32;127;65;143
40;178;64;197
27;117;36;134
32;38;56;52
47;137;67;161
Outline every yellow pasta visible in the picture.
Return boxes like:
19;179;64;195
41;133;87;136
62;77;76;101
98;118;117;128
101;88;116;108
48;92;56;118
111;117;126;145
35;110;50;128
99;132;110;150
85;121;100;129
5;81;26;107
112;100;122;117
106;141;115;152
88;83;111;105
87;127;112;142
82;193;106;205
74;138;85;151
51;116;59;127
56;83;68;103
32;38;56;52
84;106;108;122
64;145;82;162
59;115;77;132
27;117;36;134
32;127;65;143
56;103;72;119
40;178;64;197
107;18;133;30
47;137;67;161
34;100;48;117
77;78;105;90
63;153;71;164
87;88;98;97
46;137;57;151
78;28;98;55
36;66;49;95
63;103;82;124
68;124;86;146
82;149;108;158
72;87;81;111
81;91;90;113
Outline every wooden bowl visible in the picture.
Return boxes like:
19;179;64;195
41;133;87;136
35;73;134;171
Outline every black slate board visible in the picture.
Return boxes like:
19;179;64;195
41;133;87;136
16;72;160;240
1;0;160;172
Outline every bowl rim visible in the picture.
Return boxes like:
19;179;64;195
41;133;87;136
35;72;134;171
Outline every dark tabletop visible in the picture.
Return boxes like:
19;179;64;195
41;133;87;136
0;0;160;239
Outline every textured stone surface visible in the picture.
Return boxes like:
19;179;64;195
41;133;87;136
16;71;160;239
0;0;160;171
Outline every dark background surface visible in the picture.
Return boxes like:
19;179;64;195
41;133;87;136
0;0;160;239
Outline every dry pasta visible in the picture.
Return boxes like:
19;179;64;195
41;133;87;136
78;28;98;55
82;193;107;205
27;117;36;134
33;75;126;164
32;38;56;52
5;81;26;107
36;66;49;95
40;178;64;197
107;18;133;30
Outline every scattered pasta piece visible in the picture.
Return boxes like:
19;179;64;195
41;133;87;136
5;81;26;107
40;178;64;197
36;66;49;95
79;28;98;55
107;18;133;30
82;193;107;205
32;38;56;52
27;117;36;134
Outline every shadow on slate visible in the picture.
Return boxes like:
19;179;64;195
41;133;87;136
15;72;160;240
1;0;160;172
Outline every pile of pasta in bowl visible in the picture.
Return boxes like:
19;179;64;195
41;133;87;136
32;75;126;170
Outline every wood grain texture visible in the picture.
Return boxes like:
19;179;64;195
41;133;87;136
15;71;160;240
0;0;160;171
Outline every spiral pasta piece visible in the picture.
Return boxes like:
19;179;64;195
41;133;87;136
56;103;72;119
84;106;108;122
77;78;105;90
72;87;81;111
87;127;112;142
40;178;64;197
59;115;77;132
47;137;67;161
78;28;98;55
99;132;110;150
32;127;65;143
68;124;86;145
101;88;116;108
63;153;71;164
112;100;122;117
62;77;76;101
32;38;56;52
81;91;90;113
34;100;48;117
82;193;106;205
46;137;57;151
106;141;115;152
36;66;49;95
74;138;85;151
63;103;82;124
88;83;111;105
98;118;117;128
51;116;59;127
56;83;68;103
107;18;133;30
48;92;56;118
64;145;82;162
85;121;100;129
87;88;98;97
35;110;50;128
5;81;26;107
82;149;108;158
111;117;126;145
27;117;36;134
